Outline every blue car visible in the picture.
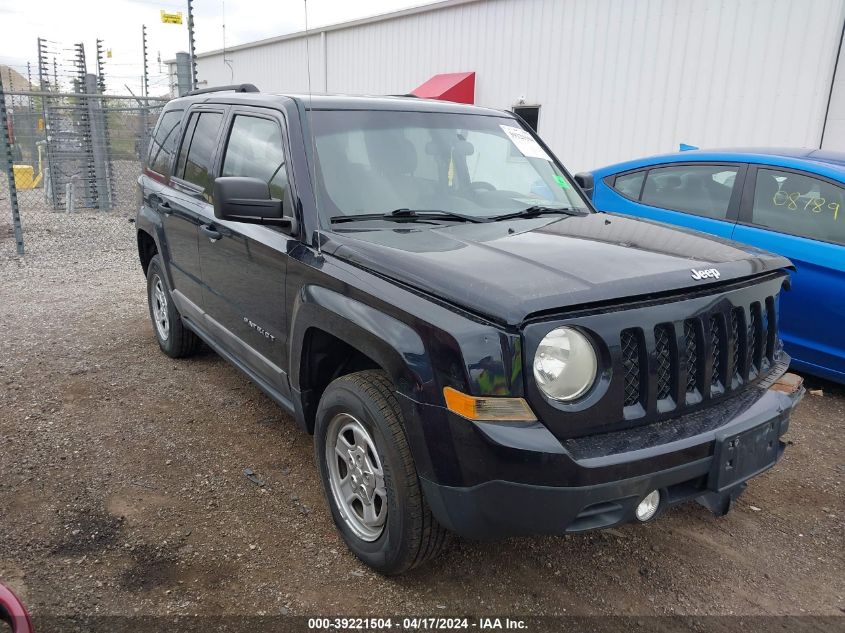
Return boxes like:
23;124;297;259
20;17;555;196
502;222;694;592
588;148;845;384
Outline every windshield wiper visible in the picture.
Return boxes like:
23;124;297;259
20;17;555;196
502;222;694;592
386;208;490;223
331;208;489;224
490;205;587;221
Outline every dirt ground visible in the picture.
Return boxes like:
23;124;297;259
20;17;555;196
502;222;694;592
1;206;843;626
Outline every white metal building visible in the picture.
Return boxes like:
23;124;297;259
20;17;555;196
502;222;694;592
173;0;845;172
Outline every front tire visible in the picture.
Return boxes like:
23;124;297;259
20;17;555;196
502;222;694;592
146;255;202;358
315;370;448;574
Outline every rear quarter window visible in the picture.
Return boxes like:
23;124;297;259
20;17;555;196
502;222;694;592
147;109;183;178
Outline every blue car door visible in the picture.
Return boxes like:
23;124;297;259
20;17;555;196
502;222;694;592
595;163;745;241
732;165;845;383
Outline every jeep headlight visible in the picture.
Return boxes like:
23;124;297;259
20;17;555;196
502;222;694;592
533;327;597;401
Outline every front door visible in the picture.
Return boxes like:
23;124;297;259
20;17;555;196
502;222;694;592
197;108;298;399
143;108;204;307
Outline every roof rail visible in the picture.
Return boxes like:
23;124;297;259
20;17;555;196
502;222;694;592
186;83;259;97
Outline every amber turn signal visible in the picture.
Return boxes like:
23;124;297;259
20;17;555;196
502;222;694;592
443;387;537;422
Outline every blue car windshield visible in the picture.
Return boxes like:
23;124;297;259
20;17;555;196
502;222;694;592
310;109;589;221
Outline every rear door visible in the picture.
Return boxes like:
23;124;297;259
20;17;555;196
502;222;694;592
732;165;845;381
196;107;297;399
598;163;745;241
143;108;204;307
166;106;227;316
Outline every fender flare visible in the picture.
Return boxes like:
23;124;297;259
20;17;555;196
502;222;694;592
289;284;434;397
136;205;175;288
289;284;454;481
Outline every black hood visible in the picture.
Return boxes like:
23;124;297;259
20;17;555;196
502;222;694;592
329;213;791;325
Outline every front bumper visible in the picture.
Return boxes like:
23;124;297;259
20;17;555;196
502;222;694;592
406;374;804;540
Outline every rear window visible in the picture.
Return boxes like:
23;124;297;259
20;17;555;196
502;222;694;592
147;109;183;177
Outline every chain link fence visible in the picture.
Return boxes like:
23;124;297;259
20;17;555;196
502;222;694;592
1;85;167;260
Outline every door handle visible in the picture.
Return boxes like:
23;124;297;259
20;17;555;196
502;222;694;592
200;224;222;242
156;201;172;215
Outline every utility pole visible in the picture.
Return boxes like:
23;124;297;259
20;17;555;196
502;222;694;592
187;0;198;91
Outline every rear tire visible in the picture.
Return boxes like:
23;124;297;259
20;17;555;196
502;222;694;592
315;370;449;574
146;255;202;358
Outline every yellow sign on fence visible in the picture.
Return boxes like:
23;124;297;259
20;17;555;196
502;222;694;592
160;10;183;24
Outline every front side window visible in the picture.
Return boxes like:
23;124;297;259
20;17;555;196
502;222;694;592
147;109;183;177
178;111;223;197
752;168;845;245
611;171;645;200
641;164;739;220
222;115;288;201
311;110;589;220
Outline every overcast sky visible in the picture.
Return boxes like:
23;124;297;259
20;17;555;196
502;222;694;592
0;0;437;95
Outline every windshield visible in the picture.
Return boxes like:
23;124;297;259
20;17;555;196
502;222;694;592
310;109;590;223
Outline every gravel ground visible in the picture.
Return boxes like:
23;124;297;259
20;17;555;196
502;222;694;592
0;201;843;626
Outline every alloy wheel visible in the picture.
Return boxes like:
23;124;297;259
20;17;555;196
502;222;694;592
325;412;387;541
151;275;170;341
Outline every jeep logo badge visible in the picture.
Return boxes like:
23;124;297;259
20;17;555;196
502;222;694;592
691;268;720;281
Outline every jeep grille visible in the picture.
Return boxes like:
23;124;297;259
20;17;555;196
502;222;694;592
683;320;699;394
730;307;744;386
654;324;674;400
620;295;779;412
709;314;723;392
620;329;642;407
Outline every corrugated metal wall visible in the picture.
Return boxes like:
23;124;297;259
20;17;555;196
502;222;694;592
197;33;325;94
191;0;845;171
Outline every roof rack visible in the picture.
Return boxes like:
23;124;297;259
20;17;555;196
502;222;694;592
186;83;259;97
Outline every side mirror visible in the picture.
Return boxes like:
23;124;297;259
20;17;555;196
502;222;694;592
212;177;295;230
573;172;594;199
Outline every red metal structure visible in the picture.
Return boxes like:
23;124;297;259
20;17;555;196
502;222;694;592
410;72;475;104
0;583;33;633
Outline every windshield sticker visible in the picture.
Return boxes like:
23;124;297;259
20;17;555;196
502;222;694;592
553;174;571;189
500;125;552;161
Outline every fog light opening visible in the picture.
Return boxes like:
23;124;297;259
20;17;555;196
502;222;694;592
635;490;661;522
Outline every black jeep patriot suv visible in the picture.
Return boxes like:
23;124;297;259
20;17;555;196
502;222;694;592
136;85;804;574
